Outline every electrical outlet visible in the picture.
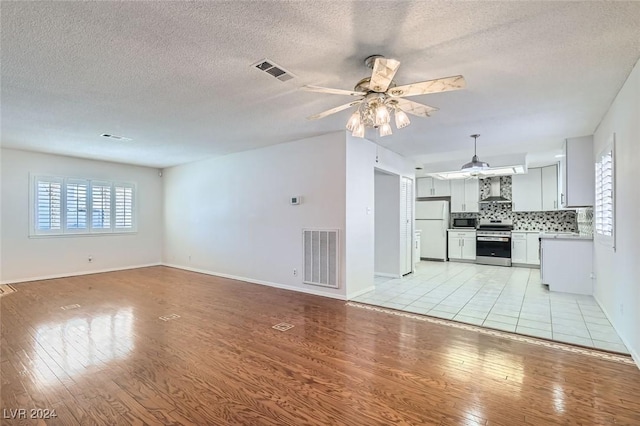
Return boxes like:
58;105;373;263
293;268;297;277
88;255;93;263
188;255;192;262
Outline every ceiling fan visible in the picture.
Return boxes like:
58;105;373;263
303;55;466;138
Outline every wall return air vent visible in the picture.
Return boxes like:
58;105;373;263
251;59;295;82
302;229;339;289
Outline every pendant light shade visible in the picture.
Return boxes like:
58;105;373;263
461;134;490;172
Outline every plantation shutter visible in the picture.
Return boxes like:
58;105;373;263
594;136;615;249
65;180;88;231
92;183;112;230
35;178;63;233
114;184;134;230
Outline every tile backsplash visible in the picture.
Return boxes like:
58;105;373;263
452;176;581;232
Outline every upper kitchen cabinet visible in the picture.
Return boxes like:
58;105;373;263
512;168;542;211
416;177;450;198
512;165;558;212
541;165;559;211
450;179;479;213
560;136;594;208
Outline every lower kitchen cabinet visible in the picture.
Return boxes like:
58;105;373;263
448;230;476;261
540;237;593;294
512;233;528;264
511;232;540;266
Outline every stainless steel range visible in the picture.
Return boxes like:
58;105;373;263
476;219;513;267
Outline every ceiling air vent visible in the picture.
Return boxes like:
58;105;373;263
251;59;295;82
101;133;132;141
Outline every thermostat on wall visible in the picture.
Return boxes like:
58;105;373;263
290;196;301;205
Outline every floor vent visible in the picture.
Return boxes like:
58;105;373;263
0;284;17;297
272;323;294;332
61;304;81;310
251;59;295;82
159;314;180;322
303;229;339;288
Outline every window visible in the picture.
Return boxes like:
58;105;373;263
595;134;615;249
65;180;88;231
36;178;62;233
31;176;136;236
91;182;112;231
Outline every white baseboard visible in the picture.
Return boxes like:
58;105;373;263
0;263;163;285
347;285;375;300
162;263;347;301
594;295;640;370
374;272;401;278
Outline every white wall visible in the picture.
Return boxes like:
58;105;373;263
374;170;400;277
593;58;640;364
0;149;163;283
345;135;415;298
163;132;347;299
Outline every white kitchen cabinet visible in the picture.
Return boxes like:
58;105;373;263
448;230;476;261
512;165;559;212
541;165;559;211
416;177;450;197
512;168;542;212
541;237;593;294
512;233;528;264
526;233;540;265
561;136;595;208
511;232;540;266
450;179;479;213
461;235;476;260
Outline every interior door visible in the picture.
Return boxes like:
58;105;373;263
400;177;414;275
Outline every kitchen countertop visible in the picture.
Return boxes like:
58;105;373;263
539;232;594;240
447;228;477;232
511;230;542;233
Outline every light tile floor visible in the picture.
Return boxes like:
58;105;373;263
355;261;629;354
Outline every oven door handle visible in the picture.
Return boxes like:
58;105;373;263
477;237;510;242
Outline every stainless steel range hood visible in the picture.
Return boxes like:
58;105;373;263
480;177;512;203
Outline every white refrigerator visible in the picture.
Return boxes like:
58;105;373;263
415;200;449;261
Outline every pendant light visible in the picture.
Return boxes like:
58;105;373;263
461;134;490;172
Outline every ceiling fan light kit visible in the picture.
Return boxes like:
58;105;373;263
303;55;466;138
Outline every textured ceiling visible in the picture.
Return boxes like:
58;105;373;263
2;1;639;168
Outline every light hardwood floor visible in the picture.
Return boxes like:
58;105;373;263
1;266;639;425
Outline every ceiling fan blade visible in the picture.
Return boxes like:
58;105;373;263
307;100;362;120
302;85;366;97
392;98;439;117
370;58;401;93
388;75;466;97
